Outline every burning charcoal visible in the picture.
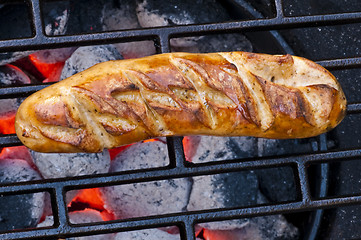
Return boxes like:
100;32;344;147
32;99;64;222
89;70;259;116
30;150;111;179
0;146;33;167
0;98;22;134
183;136;256;163
187;171;259;230
101;178;191;219
42;0;70;36
136;0;228;28
101;141;191;219
136;0;229;48
31;48;77;64
0;159;44;231
102;0;156;58
0;65;30;133
38;209;115;240
68;209;106;224
0;51;34;66
202;225;262;240
250;214;299;240
0;64;31;85
29;47;76;82
61;45;123;80
0;64;30;119
111;140;169;171
115;228;181;240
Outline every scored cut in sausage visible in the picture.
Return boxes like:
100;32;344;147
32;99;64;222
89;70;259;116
15;52;346;153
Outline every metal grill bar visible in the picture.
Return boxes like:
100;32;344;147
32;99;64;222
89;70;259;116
2;194;361;240
0;11;361;51
0;149;360;195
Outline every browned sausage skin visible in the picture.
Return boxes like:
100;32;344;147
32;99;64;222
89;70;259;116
15;52;346;153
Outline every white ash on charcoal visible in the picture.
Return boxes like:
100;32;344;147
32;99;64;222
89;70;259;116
135;0;228;48
202;225;262;240
101;177;191;220
187;171;258;230
38;209;115;240
183;136;256;163
0;64;31;85
0;159;44;231
135;0;252;52
0;64;30;133
102;0;156;58
30;150;110;210
42;0;70;36
61;45;123;80
0;96;24;121
29;2;73;69
41;192;54;221
26;47;77;83
0;51;35;66
111;140;169;172
0;146;34;168
31;47;77;65
136;0;228;28
114;228;181;240
30;150;111;179
100;141;191;219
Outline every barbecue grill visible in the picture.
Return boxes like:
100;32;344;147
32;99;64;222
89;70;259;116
0;0;361;239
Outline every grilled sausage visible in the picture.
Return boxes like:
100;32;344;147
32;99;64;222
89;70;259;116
15;52;346;153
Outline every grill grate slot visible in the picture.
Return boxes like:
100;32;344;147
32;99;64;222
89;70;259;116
0;0;360;239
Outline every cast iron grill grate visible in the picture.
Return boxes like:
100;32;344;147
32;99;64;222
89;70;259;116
0;0;360;239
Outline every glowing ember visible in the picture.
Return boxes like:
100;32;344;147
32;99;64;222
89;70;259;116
71;188;104;210
143;139;158;143
69;188;115;221
182;136;201;162
108;145;133;160
202;228;249;240
28;54;65;82
0;114;15;134
108;139;162;160
0;146;32;163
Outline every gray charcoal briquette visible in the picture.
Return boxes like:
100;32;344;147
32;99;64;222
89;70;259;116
30;150;110;179
0;159;44;231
